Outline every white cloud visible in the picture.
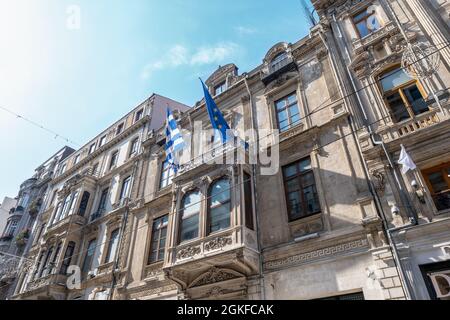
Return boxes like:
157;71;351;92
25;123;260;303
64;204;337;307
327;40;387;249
141;42;239;79
234;26;257;36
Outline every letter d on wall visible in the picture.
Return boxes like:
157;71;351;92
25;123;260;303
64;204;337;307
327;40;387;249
429;273;450;298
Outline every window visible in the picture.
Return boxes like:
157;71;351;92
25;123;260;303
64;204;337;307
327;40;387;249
214;81;227;96
92;163;99;176
34;252;45;280
283;157;321;221
379;67;428;123
78;191;91;216
148;215;168;263
60;241;75;275
59;163;67;175
159;160;175;189
244;172;254;230
109;151;119;169
179;191;201;243
60;193;73;220
34;223;46;244
270;52;288;72
40;246;54;277
52;201;63;224
73;154;80;165
119;176;131;202
208;178;231;234
66;191;79;217
97;188;109;214
50;242;62;274
422;162;450;211
316;292;365;300
116;123;124;135
89;143;96;154
81;239;97;275
275;92;301;132
129;138;139;157
105;229;120;263
19;194;30;207
135;109;144;122
352;7;380;38
99;135;107;147
6;220;18;236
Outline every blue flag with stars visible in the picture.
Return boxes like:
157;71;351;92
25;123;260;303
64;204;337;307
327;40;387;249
200;79;231;144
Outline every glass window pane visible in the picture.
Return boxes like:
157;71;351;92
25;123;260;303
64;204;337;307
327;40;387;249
428;172;448;193
299;158;311;172
210;180;231;206
180;214;199;242
283;165;297;178
386;92;410;122
356;21;370;38
286;179;300;192
181;191;201;218
276;100;286;111
404;85;428;115
287;94;297;105
288;192;302;220
277;110;288;122
380;68;413;92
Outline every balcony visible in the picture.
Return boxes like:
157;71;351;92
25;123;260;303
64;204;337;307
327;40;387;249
45;214;86;238
261;56;297;85
163;225;259;296
21;273;68;298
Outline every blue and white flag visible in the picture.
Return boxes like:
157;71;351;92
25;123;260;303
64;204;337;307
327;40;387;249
165;108;184;172
200;79;231;144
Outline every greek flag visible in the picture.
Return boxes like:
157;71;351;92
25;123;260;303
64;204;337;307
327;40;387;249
165;108;184;172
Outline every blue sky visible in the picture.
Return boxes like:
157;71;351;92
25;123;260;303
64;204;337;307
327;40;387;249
0;0;312;200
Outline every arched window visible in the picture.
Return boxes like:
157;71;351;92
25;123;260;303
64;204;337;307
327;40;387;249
378;66;428;123
208;178;231;234
179;191;201;243
270;52;288;72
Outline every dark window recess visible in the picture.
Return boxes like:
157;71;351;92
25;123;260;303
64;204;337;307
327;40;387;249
60;241;76;275
244;172;254;230
283;157;321;221
148;215;169;264
316;292;365;300
78;191;90;216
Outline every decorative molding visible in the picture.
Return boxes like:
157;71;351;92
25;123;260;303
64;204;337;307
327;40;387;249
204;236;232;252
264;239;369;271
176;246;201;260
188;267;241;288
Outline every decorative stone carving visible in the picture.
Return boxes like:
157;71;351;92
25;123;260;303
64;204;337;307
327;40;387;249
265;239;369;270
176;246;201;260
204;237;232;251
189;267;239;288
371;170;385;195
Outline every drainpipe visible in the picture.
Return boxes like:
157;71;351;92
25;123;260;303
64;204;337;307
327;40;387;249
244;76;266;300
328;14;416;299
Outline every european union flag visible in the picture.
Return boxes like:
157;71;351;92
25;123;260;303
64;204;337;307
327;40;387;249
200;79;231;144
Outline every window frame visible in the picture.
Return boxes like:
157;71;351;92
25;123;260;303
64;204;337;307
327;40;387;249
378;66;428;123
159;159;175;190
135;109;144;122
282;157;321;222
81;238;97;275
207;177;232;235
148;215;169;264
351;7;381;39
178;190;201;244
128;137;139;157
104;228;120;264
109;150;119;170
422;161;450;212
99;135;107;147
119;176;132;202
214;81;227;96
274;92;301;133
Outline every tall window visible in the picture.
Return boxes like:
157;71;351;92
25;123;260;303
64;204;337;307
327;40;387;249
109;151;119;169
59;163;67;176
105;229;120;264
244;172;254;230
148;215;168;264
81;239;97;275
275;93;301;132
52;201;63;224
99;135;107;147
60;241;75;275
78;191;90;216
423;162;450;211
283;157;321;221
73;154;80;165
5;220;18;236
116;123;124;135
379;67;428;123
208;178;231;234
129;138;139;157
214;81;227;96
135;109;143;122
270;52;288;72
60;195;72;220
97;188;109;213
40;246;54;277
34;252;45;280
89;143;96;154
50;242;62;274
119;176;131;201
66;191;79;217
352;7;381;38
179;191;201;243
159;160;175;189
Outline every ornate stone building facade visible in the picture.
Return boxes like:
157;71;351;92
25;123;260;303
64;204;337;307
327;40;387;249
2;0;449;300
